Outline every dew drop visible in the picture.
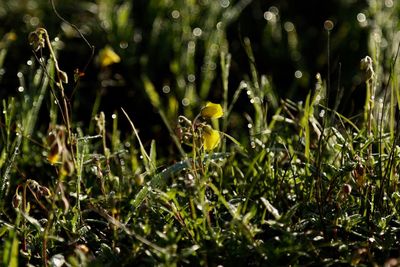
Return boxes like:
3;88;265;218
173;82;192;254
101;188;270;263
133;32;142;43
284;21;294;32
162;85;170;93
294;70;302;79
385;0;393;8
357;13;366;23
264;11;275;22
119;41;128;49
209;62;216;70
188;74;195;82
30;16;39;27
220;0;230;8
18;86;24;92
182;98;190;106
171;10;180;19
193;27;202;37
111;114;117;119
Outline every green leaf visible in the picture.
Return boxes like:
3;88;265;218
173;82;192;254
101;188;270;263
3;228;19;267
150;140;157;165
142;75;160;108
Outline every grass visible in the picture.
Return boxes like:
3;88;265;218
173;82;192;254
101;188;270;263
1;0;400;266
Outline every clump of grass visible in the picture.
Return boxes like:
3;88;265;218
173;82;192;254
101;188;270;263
1;1;400;267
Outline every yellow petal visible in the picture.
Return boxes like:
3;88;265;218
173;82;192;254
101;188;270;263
202;126;220;151
98;46;121;67
201;102;223;119
48;153;59;164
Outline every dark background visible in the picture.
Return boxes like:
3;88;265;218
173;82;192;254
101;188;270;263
0;0;369;143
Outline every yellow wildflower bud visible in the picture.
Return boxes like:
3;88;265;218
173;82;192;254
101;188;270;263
48;153;59;164
48;143;60;164
5;32;17;42
98;46;121;67
201;102;223;119
202;125;220;151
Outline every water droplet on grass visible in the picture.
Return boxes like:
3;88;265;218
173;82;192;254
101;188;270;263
284;21;294;32
193;27;202;37
171;10;180;19
182;98;190;106
188;74;195;82
162;85;170;94
294;70;302;79
119;41;128;49
220;0;230;8
385;0;393;8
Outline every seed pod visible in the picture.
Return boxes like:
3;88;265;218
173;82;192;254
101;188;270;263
12;193;21;209
58;70;68;84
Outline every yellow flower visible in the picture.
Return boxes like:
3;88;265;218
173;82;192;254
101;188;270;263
201;102;223;119
48;153;59;164
202;125;220;151
98;46;121;67
5;32;17;42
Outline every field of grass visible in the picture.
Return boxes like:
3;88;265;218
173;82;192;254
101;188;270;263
1;0;400;266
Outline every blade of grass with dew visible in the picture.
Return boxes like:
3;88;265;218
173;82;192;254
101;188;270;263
121;108;153;173
131;152;230;209
142;75;186;158
221;51;231;152
0;133;21;203
2;227;19;267
2;98;16;153
300;92;311;162
2;211;20;267
243;38;264;133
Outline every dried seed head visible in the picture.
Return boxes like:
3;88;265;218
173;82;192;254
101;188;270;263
38;186;52;198
28;31;45;51
12;193;21;209
360;56;375;81
58;70;68;84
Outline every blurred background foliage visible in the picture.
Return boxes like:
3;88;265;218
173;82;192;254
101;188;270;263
0;0;397;147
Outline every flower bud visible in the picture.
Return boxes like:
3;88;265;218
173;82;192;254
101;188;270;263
201;102;223;119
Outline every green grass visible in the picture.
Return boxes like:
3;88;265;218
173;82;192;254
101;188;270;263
1;0;400;266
